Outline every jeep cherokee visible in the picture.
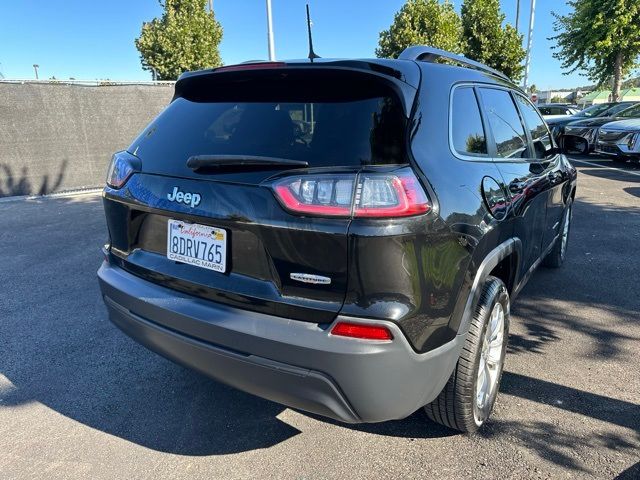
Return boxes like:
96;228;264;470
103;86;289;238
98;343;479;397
98;46;577;432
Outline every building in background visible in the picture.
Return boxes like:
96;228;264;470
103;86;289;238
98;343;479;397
537;90;577;103
577;88;640;107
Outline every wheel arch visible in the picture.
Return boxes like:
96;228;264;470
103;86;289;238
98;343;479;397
456;237;521;336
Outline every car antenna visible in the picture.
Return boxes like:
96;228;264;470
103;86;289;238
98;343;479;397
306;3;320;62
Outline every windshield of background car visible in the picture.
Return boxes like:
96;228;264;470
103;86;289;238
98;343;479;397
600;103;637;117
576;103;613;118
617;104;640;118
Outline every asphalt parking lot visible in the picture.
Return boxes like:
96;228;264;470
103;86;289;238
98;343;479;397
0;157;638;479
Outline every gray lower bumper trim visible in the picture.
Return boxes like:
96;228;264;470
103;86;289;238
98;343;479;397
104;295;360;423
98;262;465;423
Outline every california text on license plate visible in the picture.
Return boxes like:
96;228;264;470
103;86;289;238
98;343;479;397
167;219;227;272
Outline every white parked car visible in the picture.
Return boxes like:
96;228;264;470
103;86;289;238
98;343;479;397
538;104;581;120
595;118;640;163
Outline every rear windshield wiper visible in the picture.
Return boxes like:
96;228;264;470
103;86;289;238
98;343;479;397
186;155;308;170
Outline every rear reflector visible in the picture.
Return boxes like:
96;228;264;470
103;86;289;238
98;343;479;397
331;322;394;340
272;167;430;218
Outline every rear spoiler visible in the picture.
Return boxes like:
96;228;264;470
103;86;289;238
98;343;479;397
173;61;421;115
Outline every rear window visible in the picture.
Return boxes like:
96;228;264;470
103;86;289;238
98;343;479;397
130;94;407;168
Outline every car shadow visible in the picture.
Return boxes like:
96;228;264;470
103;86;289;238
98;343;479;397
0;317;303;455
501;372;640;432
506;195;640;361
573;165;640;183
623;186;640;199
302;408;458;439
615;461;640;480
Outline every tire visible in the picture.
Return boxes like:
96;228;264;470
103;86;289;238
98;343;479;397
425;276;509;433
543;202;572;268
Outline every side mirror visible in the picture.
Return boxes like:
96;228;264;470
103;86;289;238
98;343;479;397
557;134;589;155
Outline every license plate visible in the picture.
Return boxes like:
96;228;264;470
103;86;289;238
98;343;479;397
167;219;226;273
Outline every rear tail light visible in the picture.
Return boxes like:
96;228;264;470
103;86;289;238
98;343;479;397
272;168;430;218
106;151;141;189
331;321;394;341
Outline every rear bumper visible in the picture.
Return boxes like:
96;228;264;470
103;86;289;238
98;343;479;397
98;262;464;423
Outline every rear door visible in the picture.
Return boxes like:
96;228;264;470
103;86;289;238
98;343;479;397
103;65;417;323
513;94;566;251
476;86;550;274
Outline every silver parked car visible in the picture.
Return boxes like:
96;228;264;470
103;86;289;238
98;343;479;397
595;118;640;162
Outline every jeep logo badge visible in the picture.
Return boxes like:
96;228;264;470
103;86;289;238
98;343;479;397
167;186;201;208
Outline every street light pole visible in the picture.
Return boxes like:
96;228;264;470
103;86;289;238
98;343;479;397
33;64;39;80
522;0;536;91
515;0;520;34
266;0;276;61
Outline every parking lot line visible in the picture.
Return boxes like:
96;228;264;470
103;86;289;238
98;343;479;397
570;158;640;177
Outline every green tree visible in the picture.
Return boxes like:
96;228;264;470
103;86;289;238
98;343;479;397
461;0;525;81
376;0;463;59
528;83;537;94
135;0;223;80
550;0;640;101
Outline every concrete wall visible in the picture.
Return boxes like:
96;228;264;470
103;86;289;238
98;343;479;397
0;82;174;197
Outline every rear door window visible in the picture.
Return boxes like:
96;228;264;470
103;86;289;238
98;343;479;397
514;95;554;159
450;87;488;157
478;88;528;159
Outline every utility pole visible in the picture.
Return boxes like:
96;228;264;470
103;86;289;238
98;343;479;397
266;0;276;61
33;64;39;80
522;0;535;91
515;0;520;34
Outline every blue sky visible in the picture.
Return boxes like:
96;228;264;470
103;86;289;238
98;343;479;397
0;0;587;89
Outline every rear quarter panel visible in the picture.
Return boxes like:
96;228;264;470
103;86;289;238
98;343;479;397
342;65;513;353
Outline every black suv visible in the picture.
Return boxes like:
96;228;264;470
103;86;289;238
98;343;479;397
98;47;577;432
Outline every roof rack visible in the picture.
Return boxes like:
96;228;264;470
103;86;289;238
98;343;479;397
398;46;511;83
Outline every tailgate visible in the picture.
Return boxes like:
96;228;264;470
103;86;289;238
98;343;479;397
104;173;351;323
103;63;418;324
